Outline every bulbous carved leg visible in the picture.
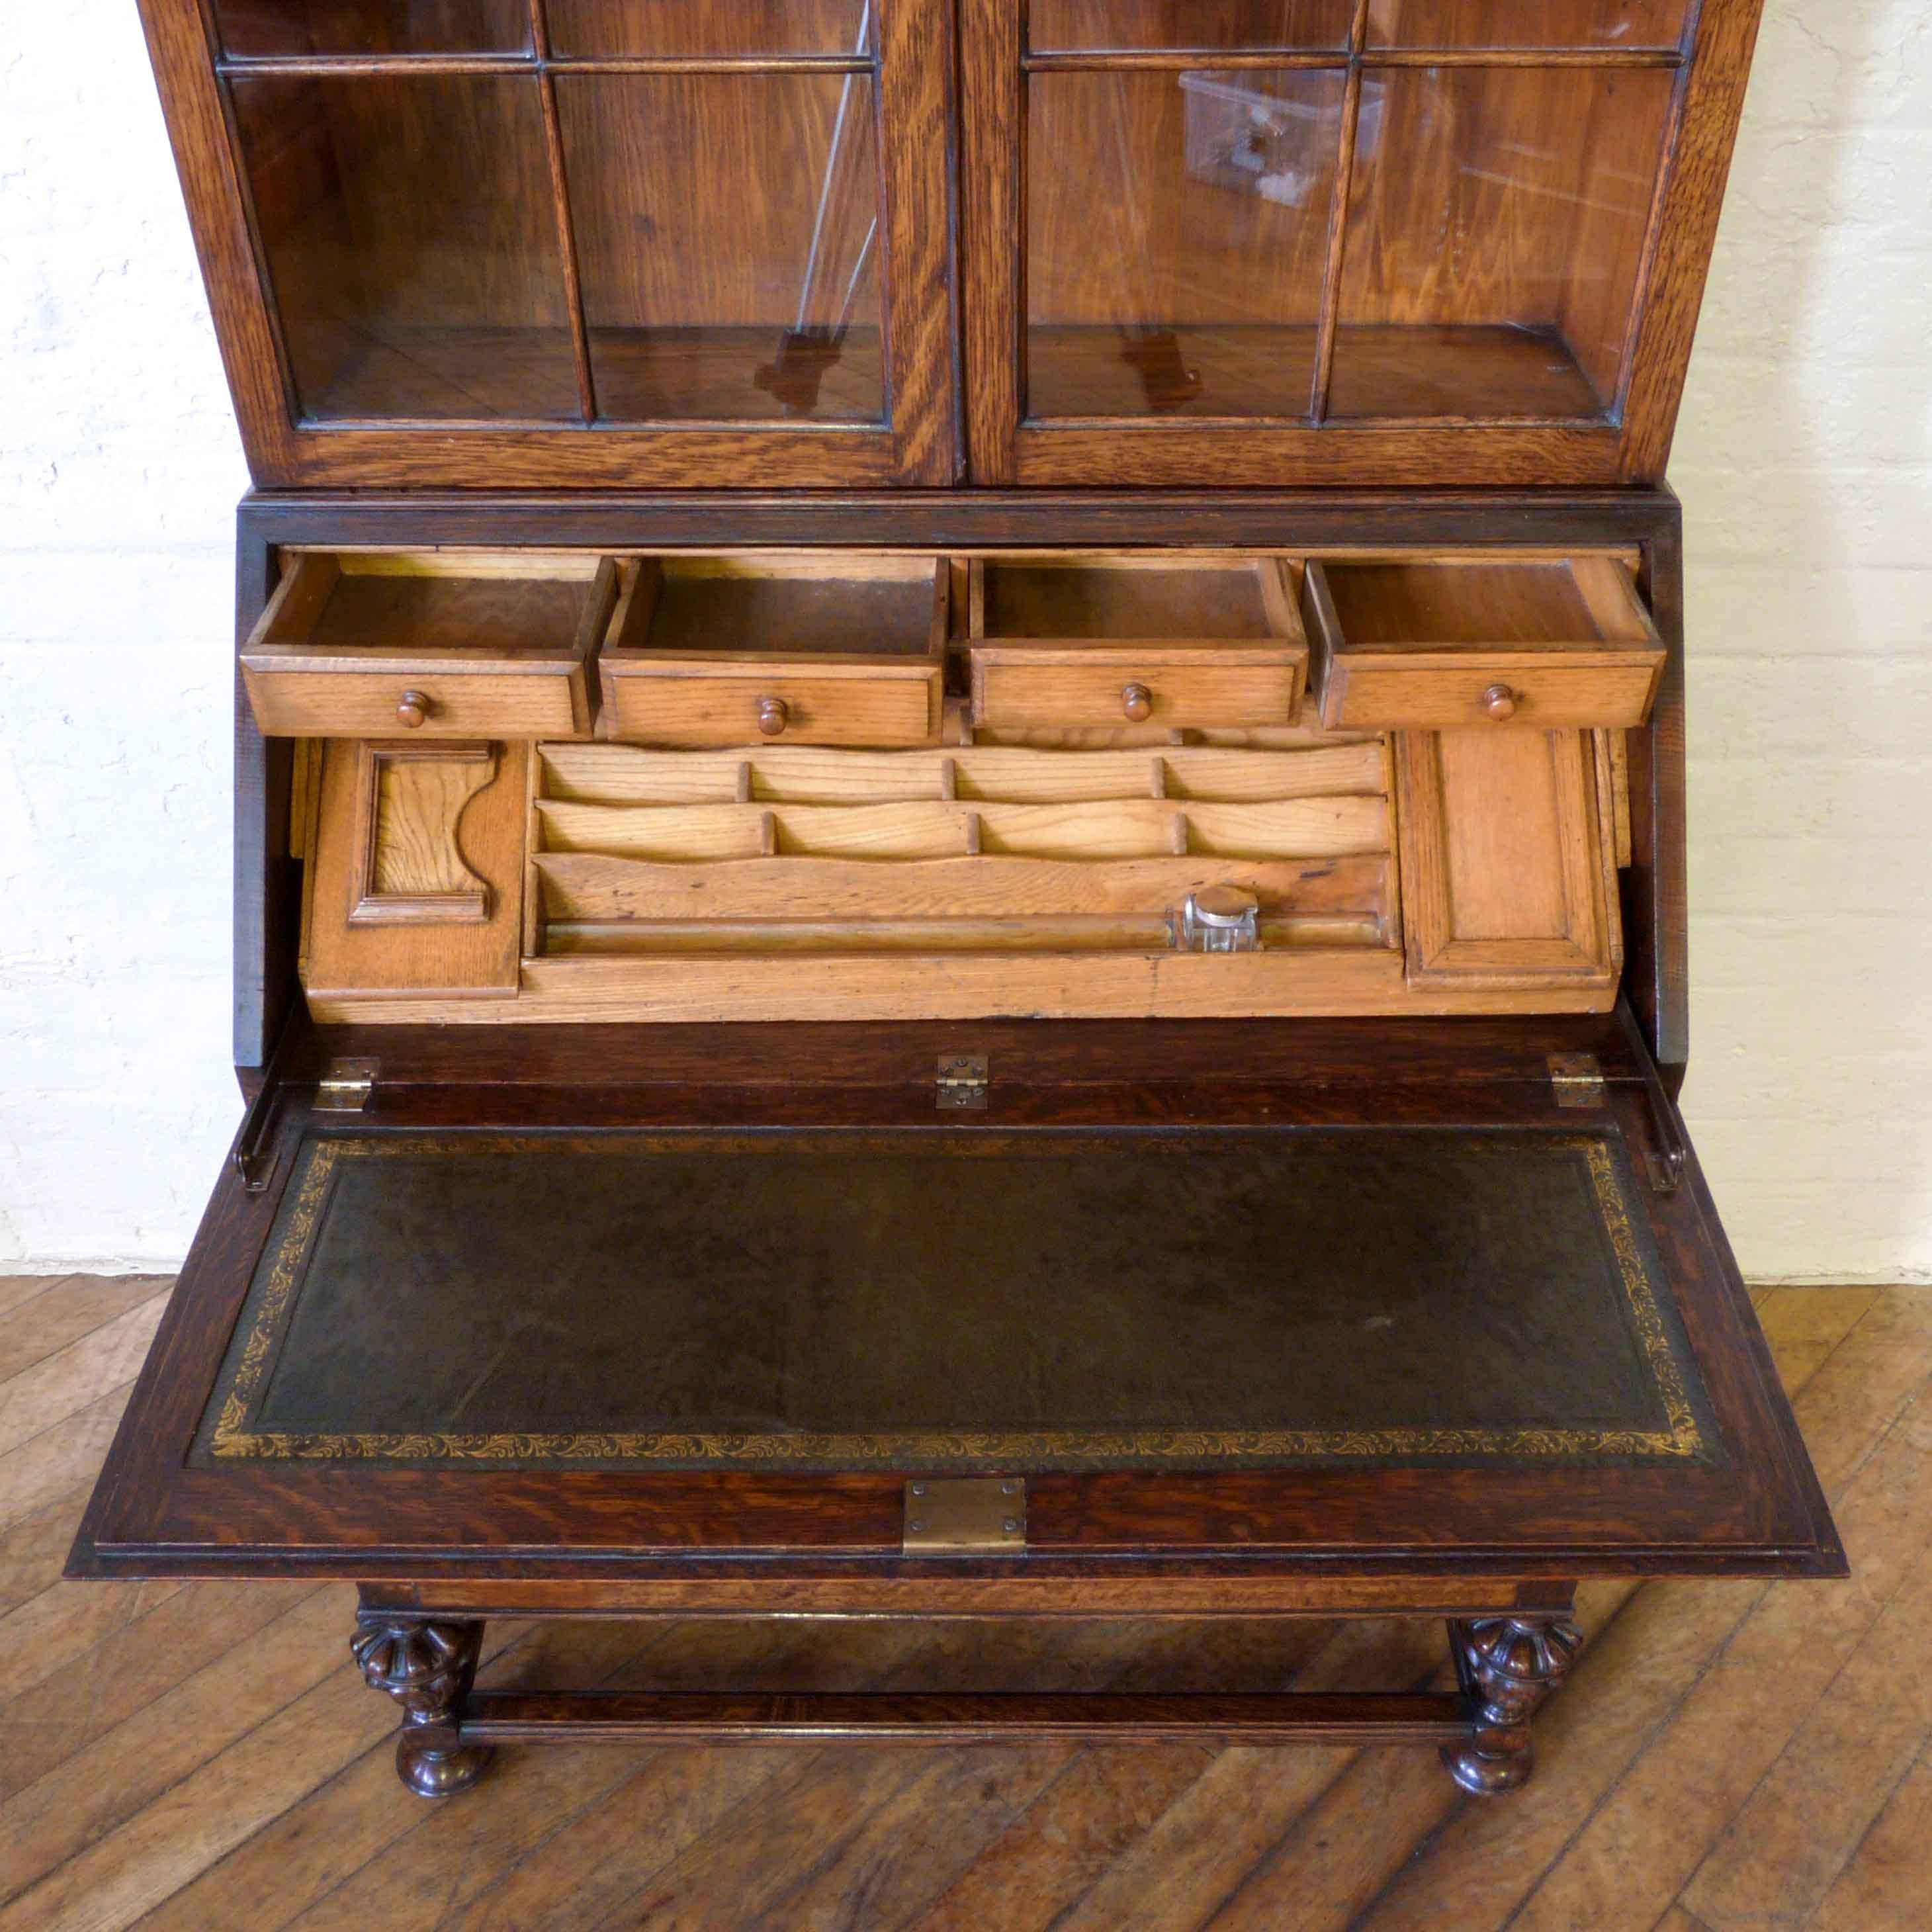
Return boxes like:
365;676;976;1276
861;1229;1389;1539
351;1616;492;1798
1442;1615;1582;1797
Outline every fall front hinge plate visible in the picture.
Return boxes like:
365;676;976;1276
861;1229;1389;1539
903;1478;1026;1554
936;1054;988;1110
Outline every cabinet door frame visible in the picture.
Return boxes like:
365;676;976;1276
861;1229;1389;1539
960;0;1763;489
138;0;961;489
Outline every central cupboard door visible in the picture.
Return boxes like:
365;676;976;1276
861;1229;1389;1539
960;0;1713;487
199;0;957;486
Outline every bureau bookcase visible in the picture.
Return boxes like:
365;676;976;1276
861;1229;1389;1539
74;0;1840;1805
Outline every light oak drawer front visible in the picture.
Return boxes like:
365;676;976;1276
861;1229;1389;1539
240;550;614;740
970;651;1303;731
968;556;1307;732
1322;655;1664;732
599;668;943;749
601;554;948;749
1305;556;1665;732
243;665;590;740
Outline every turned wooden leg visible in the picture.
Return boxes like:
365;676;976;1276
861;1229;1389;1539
1441;1614;1582;1797
351;1616;492;1798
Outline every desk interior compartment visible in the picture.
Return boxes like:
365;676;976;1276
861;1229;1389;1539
968;556;1307;731
599;554;947;748
242;551;615;740
1303;556;1665;731
530;737;1399;969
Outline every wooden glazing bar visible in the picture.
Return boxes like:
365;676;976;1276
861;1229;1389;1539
960;0;1022;482
211;56;873;77
454;1690;1475;1747
527;0;597;425
212;54;541;76
280;412;885;436
1310;0;1374;423
544;55;873;73
1018;49;1683;71
205;69;306;432
1367;48;1685;68
1605;56;1699;425
1022;50;1350;71
1014;410;1609;433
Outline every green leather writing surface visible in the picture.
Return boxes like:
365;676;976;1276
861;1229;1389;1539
195;1127;1716;1471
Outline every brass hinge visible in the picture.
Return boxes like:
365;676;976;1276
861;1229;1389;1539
314;1058;378;1113
903;1477;1026;1554
936;1054;988;1111
1548;1054;1606;1108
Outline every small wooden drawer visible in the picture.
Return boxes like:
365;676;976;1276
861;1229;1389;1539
1303;556;1665;732
967;556;1307;732
241;552;613;740
599;555;947;749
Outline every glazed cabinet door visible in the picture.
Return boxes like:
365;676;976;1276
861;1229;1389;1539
143;0;959;487
961;0;1761;487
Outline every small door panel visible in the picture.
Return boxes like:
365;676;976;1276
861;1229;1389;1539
960;0;1729;487
148;0;959;487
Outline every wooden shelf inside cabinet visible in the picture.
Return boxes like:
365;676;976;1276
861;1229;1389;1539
599;555;948;749
1303;557;1665;732
529;737;1400;963
967;556;1307;731
242;552;615;740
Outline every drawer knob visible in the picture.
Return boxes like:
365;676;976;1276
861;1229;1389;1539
1481;683;1519;722
1121;682;1154;724
396;689;431;730
756;695;790;738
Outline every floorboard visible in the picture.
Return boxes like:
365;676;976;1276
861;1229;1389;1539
0;1281;1916;1931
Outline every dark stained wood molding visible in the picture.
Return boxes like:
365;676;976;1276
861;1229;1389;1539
1620;0;1770;480
232;523;298;1073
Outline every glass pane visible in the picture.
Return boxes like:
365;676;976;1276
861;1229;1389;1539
547;1;871;58
555;74;885;423
228;76;578;421
213;0;531;58
1333;66;1676;419
1027;68;1344;420
1366;1;1692;50
1029;2;1355;52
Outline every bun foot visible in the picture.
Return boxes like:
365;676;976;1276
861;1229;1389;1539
1443;1614;1581;1798
1441;1734;1534;1797
397;1731;493;1799
352;1615;490;1798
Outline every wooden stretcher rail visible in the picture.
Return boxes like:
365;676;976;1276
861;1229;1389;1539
453;1690;1476;1749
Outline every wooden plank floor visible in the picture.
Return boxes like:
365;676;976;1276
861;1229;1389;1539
0;1275;1925;1931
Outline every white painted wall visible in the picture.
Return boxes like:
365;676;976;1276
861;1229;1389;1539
1;1;1927;1280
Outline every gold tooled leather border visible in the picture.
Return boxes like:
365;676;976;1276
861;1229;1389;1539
208;1131;1706;1466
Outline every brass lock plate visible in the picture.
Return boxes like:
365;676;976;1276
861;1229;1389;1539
902;1477;1026;1553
